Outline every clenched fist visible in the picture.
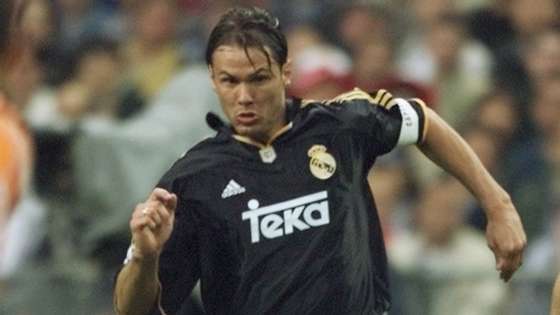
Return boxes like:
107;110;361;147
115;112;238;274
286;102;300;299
129;188;178;262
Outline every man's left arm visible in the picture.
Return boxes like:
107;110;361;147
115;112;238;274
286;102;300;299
417;106;526;282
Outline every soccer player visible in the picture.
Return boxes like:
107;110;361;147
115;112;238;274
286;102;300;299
113;7;526;315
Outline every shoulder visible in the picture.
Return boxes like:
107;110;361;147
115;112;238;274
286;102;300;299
166;136;235;179
296;88;401;132
302;88;394;111
299;88;401;123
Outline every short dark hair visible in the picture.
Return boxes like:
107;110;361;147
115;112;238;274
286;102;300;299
205;7;288;68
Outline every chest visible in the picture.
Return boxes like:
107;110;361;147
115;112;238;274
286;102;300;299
193;134;355;248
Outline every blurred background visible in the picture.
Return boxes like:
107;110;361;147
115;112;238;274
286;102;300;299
0;0;559;314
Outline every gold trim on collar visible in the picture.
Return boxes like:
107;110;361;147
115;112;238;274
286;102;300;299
232;122;293;148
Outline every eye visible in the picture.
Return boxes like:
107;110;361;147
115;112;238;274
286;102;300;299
220;77;237;84
251;75;270;83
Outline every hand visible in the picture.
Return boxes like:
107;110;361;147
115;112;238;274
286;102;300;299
486;206;526;282
129;188;178;262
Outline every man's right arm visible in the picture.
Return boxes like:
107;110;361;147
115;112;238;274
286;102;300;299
114;254;161;315
114;188;178;315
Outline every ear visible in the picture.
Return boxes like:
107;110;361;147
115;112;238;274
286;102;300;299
208;65;217;90
281;58;292;87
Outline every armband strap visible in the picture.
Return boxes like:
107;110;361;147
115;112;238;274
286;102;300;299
411;98;429;143
394;98;421;145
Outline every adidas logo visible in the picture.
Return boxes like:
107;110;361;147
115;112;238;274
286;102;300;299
221;179;246;199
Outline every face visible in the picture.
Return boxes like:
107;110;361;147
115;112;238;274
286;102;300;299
428;21;463;70
416;179;467;246
209;45;291;143
526;31;560;84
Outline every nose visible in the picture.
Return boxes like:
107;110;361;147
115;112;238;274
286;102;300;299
237;83;253;106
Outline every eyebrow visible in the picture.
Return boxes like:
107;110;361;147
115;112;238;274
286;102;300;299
217;68;272;78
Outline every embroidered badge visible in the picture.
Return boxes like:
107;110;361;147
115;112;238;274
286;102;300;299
308;145;336;180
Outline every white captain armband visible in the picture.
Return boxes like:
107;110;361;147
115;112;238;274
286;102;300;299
394;98;422;146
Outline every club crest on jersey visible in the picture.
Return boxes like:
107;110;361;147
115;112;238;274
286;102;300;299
241;191;330;243
308;145;336;180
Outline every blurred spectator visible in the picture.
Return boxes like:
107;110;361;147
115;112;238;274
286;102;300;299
489;0;558;105
0;0;59;111
57;0;124;52
349;20;435;106
398;1;493;110
286;24;323;61
530;75;560;144
0;94;46;281
467;0;515;58
72;64;221;269
20;0;57;51
507;25;560;130
507;0;558;41
17;0;71;86
0;0;46;291
463;125;500;175
368;155;415;248
389;175;507;315
503;73;560;243
177;0;244;62
335;3;393;53
509;202;560;315
26;37;124;132
67;37;124;119
60;64;222;314
289;43;354;100
404;12;492;128
284;10;354;101
401;10;493;187
469;90;522;148
460;124;503;231
120;0;184;104
524;27;560;92
3;50;46;115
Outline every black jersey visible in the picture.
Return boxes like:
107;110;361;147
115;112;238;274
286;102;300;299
148;88;427;315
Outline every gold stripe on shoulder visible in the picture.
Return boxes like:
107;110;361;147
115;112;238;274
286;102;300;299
325;87;377;105
372;89;387;104
371;89;394;108
304;88;395;108
380;91;393;107
386;98;398;109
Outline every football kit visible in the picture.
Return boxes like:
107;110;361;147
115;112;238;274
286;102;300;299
127;88;428;315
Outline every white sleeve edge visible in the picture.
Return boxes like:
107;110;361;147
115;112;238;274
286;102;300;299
395;98;420;146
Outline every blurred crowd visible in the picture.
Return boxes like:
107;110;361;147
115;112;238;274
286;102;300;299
1;0;559;314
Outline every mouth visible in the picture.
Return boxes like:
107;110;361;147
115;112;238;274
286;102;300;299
235;112;259;126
